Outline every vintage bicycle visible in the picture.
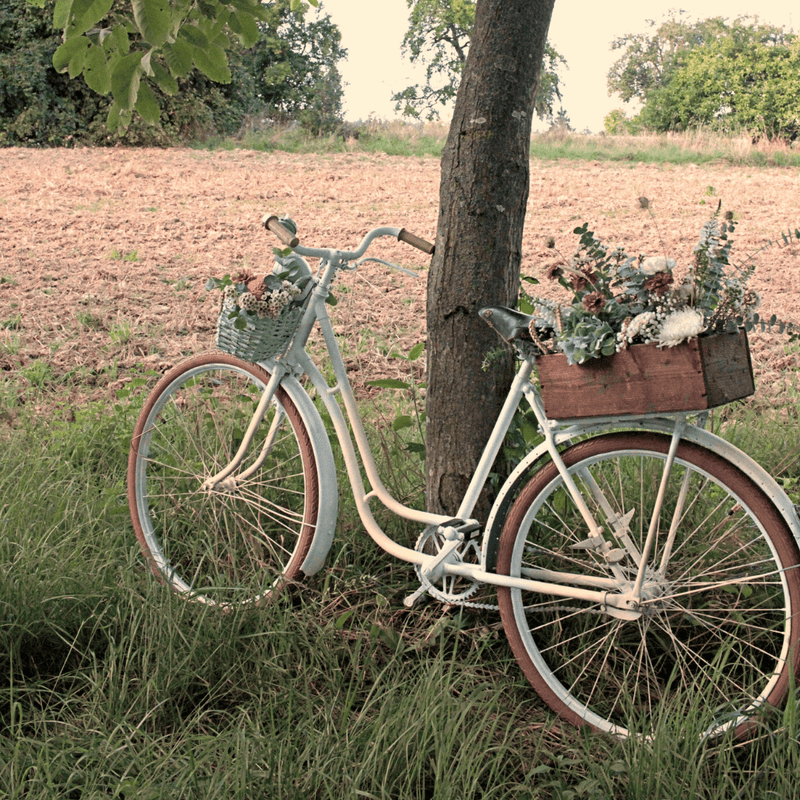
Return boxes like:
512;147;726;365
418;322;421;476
128;215;800;739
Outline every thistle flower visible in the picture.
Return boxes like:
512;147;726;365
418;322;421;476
570;273;590;292
544;261;563;280
657;308;705;348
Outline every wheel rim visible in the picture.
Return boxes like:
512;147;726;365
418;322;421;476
131;360;317;607
500;436;798;738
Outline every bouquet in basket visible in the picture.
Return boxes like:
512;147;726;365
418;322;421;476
206;253;314;362
206;255;313;330
523;209;798;365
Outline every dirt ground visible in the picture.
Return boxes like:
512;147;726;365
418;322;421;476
1;147;799;412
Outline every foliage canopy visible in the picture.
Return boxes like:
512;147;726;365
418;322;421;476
607;13;799;140
392;0;566;122
4;0;344;145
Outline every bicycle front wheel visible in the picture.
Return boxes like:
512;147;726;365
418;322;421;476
128;353;319;607
497;432;800;738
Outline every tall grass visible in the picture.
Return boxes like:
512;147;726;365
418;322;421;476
2;358;800;797
201;118;800;168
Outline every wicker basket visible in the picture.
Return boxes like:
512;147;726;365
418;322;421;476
215;300;303;362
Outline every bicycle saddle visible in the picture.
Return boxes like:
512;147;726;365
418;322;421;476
479;306;535;343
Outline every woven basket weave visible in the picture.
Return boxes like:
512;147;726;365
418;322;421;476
215;300;303;362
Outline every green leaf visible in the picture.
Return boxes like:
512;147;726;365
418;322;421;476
407;341;425;361
106;101;132;132
65;0;114;37
391;415;413;432
178;23;210;49
366;379;410;390
83;44;111;94
135;81;161;124
193;42;231;81
132;0;172;47
333;610;354;630
228;0;270;21
162;40;193;78
110;51;143;110
105;24;130;56
151;61;178;95
53;35;90;76
53;0;71;29
230;9;260;47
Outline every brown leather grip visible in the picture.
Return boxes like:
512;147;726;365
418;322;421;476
263;214;300;247
398;228;435;255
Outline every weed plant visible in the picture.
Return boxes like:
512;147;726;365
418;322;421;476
2;358;800;797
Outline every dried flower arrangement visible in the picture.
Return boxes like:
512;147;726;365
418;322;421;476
522;210;797;365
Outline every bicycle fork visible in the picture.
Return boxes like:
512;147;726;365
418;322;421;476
200;362;289;493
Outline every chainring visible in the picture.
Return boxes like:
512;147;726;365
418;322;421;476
414;525;482;604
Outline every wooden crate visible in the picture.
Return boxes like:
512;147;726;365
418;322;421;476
536;330;754;420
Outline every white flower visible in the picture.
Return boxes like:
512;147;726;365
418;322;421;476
657;308;705;348
641;256;677;276
626;311;656;340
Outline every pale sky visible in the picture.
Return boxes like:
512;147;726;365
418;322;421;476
319;0;797;133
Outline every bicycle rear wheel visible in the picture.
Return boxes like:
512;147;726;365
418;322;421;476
128;353;319;607
497;432;800;738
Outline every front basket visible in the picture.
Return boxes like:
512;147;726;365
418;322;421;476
536;329;755;420
215;301;303;362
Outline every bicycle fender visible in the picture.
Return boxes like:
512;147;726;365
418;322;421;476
482;438;567;573
261;366;338;576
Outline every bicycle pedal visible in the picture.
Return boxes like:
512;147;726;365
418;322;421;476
437;518;482;539
403;586;428;608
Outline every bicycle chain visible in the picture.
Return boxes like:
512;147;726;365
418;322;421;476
438;597;610;615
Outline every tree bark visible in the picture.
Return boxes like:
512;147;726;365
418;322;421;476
425;0;556;518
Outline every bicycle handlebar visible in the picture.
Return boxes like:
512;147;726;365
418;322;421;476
398;228;435;255
263;215;300;248
263;213;435;256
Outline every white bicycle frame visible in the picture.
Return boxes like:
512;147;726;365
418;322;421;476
206;227;800;615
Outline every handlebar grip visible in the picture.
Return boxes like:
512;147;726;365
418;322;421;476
263;214;300;248
398;228;435;255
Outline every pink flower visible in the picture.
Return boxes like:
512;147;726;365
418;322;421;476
643;271;674;297
582;291;607;314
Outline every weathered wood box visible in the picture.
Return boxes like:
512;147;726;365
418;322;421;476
536;330;754;420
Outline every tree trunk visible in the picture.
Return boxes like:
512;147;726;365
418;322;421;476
425;0;556;518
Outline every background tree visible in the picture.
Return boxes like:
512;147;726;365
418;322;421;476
607;13;798;139
637;31;800;138
238;1;345;135
2;0;107;144
426;0;555;517
20;0;317;132
392;0;564;122
7;0;344;144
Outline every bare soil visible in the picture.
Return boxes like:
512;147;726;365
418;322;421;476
1;147;799;414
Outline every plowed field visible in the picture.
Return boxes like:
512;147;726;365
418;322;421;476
1;147;798;413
